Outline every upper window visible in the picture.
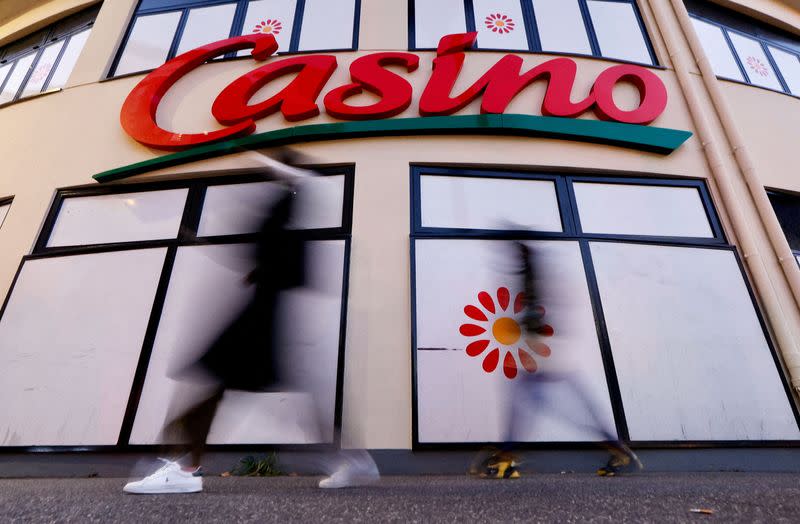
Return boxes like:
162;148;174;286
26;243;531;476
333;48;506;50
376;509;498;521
687;1;800;96
110;0;361;77
0;6;97;106
0;197;12;229
410;0;657;66
768;190;800;265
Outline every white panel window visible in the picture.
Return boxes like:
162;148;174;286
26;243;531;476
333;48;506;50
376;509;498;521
47;29;91;89
0;203;10;228
0;54;36;104
473;0;529;51
531;0;592;55
298;0;356;51
115;12;182;75
573;183;714;238
0;63;13;92
176;4;238;56
0;249;167;445
587;1;651;64
690;18;744;81
129;241;345;444
47;189;188;247
198;176;344;236
769;46;800;95
421;176;562;232
415;239;616;443
20;40;65;97
591;243;800;441
413;0;467;49
728;32;783;90
240;0;297;52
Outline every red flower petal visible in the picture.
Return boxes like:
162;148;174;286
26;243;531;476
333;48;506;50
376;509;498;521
518;348;537;373
503;351;518;378
460;323;486;336
536;324;554;337
514;292;525;314
497;287;510;311
466;339;490;357
483;348;500;372
464;305;488;322
478;291;495;314
527;340;552;357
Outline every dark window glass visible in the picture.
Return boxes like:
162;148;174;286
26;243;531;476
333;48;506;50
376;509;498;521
768;191;800;252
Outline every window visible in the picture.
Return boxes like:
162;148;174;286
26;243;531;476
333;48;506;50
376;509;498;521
410;0;656;65
688;1;800;96
412;168;800;445
0;6;97;105
768;191;800;264
110;0;361;77
0;197;12;229
0;170;353;447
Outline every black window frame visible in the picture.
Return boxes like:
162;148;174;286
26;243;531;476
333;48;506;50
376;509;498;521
408;0;658;67
410;166;800;450
767;189;800;264
108;0;362;78
0;5;98;106
0;196;12;229
0;168;355;452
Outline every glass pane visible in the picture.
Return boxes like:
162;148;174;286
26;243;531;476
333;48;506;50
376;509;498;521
176;3;237;56
591;242;800;440
728;32;783;90
0;203;9;228
298;0;356;51
413;0;467;49
472;0;529;51
198;176;345;236
415;239;616;443
531;0;592;55
47;29;92;89
587;0;651;64
20;40;64;97
420;175;562;232
767;191;800;251
0;249;168;445
690;18;744;81
769;46;800;95
573;183;714;238
0;63;13;91
0;54;36;104
129;241;345;444
239;0;297;53
115;11;182;76
47;189;188;247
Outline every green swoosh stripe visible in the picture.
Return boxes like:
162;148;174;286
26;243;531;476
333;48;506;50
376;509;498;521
93;114;692;183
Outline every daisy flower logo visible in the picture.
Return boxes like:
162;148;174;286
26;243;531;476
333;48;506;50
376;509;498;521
252;19;283;36
746;56;769;77
484;13;515;34
459;287;554;379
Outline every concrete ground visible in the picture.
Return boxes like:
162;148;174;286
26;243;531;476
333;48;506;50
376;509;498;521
1;473;798;523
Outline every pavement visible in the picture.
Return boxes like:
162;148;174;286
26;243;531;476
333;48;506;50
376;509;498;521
1;473;799;523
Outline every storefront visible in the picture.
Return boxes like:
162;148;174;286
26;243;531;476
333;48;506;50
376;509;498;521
1;0;800;463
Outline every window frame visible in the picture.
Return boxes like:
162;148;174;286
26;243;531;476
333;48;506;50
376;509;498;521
0;196;12;229
410;166;800;449
407;0;658;67
0;168;354;451
108;0;362;78
689;12;800;98
0;6;97;106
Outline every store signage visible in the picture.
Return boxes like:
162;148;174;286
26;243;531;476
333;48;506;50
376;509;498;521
121;32;669;151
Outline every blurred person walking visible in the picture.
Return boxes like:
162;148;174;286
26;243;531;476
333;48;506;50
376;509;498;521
123;151;378;494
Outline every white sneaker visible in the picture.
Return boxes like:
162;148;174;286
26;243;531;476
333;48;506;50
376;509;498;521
123;458;203;494
318;455;380;489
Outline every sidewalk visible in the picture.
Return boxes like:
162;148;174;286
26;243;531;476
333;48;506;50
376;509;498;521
2;473;799;523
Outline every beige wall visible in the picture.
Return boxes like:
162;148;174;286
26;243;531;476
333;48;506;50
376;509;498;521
1;0;800;448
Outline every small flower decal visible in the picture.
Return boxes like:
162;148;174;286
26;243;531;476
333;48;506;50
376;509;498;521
252;19;283;35
484;13;515;34
459;287;554;379
29;63;52;84
746;56;769;77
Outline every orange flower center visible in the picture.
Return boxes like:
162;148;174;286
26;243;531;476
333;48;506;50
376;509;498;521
496;20;505;27
492;317;520;345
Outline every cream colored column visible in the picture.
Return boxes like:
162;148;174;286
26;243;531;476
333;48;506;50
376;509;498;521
65;0;138;87
645;0;800;394
357;0;408;51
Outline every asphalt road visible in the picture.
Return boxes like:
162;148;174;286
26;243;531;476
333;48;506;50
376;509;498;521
1;473;799;523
